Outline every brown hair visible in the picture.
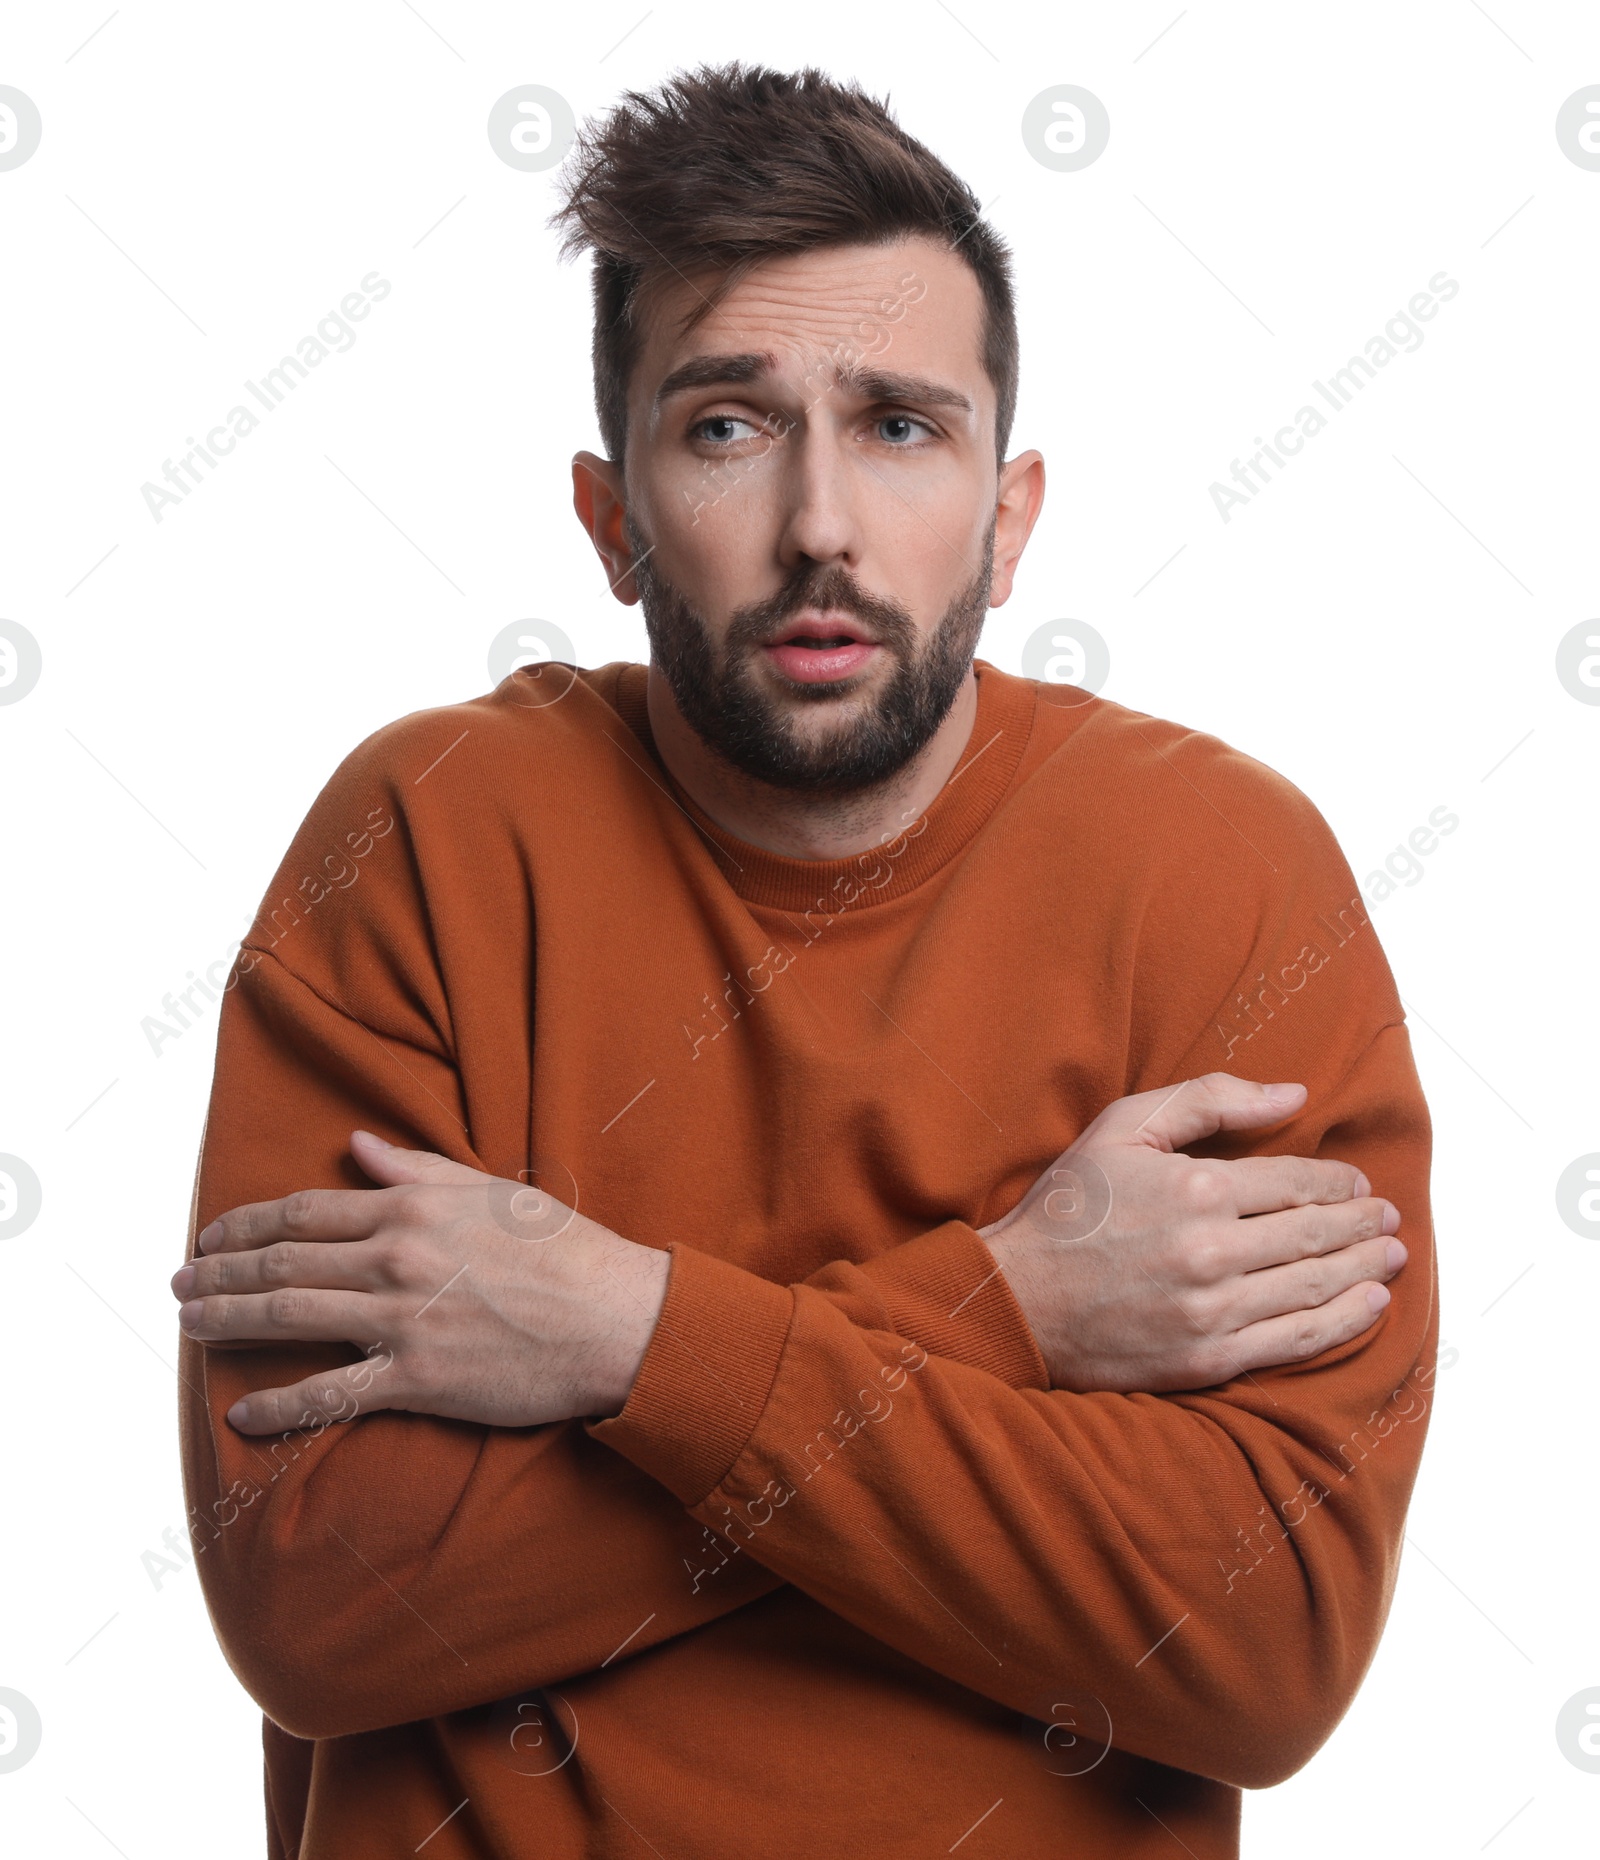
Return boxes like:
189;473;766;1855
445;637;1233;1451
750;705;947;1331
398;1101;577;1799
548;61;1018;471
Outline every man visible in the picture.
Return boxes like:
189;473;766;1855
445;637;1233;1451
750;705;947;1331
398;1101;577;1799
175;63;1435;1860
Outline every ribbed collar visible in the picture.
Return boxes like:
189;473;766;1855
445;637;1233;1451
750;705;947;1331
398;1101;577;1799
609;658;1036;912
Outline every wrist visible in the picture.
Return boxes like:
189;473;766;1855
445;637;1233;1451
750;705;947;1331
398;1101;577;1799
980;1227;1051;1355
980;1227;1027;1304
590;1240;671;1417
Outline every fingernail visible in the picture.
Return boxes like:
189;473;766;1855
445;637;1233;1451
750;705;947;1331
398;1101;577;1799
1381;1201;1401;1233
178;1300;204;1330
1386;1239;1408;1270
198;1221;223;1252
353;1129;393;1149
1263;1082;1302;1104
1352;1171;1371;1198
170;1264;196;1297
1366;1284;1391;1312
226;1400;249;1428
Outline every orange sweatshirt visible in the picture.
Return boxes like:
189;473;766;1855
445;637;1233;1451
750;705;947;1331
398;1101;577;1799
179;658;1437;1860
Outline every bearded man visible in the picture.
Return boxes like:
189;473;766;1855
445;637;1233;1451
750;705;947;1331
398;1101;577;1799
175;61;1434;1860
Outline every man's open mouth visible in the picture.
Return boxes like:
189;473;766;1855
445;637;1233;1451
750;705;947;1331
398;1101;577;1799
762;620;880;683
768;616;876;648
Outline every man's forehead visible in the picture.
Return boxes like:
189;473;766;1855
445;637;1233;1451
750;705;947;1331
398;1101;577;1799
635;236;986;406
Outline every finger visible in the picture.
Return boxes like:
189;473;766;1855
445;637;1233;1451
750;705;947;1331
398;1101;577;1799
198;1187;394;1255
1223;1282;1391;1378
349;1129;493;1189
178;1285;385;1346
1227;1235;1406;1327
226;1361;399;1435
1085;1073;1308;1155
1226;1195;1401;1272
1224;1153;1374;1216
174;1238;398;1302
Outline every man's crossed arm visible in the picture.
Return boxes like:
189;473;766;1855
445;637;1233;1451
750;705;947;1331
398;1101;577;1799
174;1038;1418;1786
173;1072;1405;1433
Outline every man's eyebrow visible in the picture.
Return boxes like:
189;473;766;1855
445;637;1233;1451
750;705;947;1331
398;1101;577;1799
654;352;773;406
653;351;975;418
835;363;974;417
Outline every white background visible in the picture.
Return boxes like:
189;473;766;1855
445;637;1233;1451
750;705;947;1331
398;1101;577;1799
1;2;1595;1854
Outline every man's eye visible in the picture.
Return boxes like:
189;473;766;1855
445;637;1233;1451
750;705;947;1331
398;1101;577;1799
876;413;933;446
693;415;762;445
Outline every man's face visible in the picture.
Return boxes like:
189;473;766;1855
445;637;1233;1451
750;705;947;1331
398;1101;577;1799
613;236;1009;795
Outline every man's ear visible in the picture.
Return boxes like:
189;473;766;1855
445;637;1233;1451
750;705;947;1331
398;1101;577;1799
988;449;1046;609
571;450;641;605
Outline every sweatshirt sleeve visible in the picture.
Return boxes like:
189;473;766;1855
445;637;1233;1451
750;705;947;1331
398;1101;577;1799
180;951;1048;1744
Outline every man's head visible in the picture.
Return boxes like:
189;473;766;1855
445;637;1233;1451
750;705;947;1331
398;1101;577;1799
554;63;1043;797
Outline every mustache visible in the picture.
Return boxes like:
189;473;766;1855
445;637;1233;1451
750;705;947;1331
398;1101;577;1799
726;567;917;652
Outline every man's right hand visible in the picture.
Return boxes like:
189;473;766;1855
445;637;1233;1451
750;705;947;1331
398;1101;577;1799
979;1074;1406;1394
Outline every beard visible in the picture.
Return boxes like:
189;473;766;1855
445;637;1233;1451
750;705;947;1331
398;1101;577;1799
625;513;996;796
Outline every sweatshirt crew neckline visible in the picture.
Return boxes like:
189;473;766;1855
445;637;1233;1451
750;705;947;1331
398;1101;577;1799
607;656;1037;912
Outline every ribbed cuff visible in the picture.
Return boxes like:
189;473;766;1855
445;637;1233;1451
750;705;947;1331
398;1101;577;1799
853;1219;1050;1391
587;1243;795;1506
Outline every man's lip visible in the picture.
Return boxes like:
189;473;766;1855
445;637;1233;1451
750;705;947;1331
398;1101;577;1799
767;614;876;646
763;638;878;683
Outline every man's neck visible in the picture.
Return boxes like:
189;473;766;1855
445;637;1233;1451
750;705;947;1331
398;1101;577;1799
643;664;981;862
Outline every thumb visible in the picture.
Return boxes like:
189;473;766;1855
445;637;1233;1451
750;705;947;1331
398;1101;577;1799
1082;1074;1306;1154
349;1128;494;1187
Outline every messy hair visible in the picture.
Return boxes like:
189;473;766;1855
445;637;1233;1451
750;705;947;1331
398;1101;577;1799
548;61;1019;470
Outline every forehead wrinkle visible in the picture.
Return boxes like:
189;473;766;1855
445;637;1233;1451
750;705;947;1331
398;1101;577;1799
662;267;935;362
639;245;989;439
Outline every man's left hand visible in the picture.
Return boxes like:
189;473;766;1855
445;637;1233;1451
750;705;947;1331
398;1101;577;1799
170;1129;670;1435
